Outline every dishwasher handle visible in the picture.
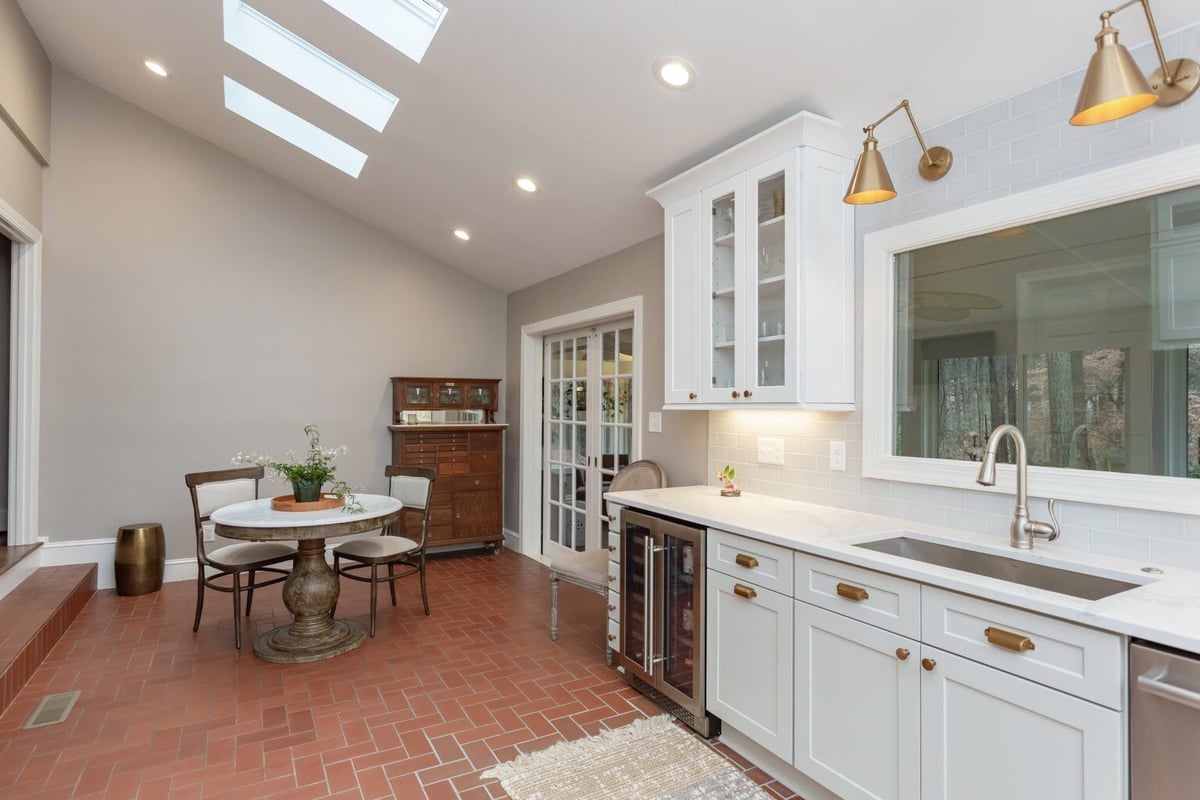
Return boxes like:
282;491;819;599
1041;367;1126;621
1137;667;1200;712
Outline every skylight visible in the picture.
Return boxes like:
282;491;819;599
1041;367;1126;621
223;77;368;177
321;0;448;64
223;0;398;132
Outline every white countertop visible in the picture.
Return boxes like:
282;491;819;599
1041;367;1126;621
605;485;1200;655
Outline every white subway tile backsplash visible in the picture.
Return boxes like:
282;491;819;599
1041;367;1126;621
705;21;1200;567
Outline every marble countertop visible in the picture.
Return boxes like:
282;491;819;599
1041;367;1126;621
605;485;1200;655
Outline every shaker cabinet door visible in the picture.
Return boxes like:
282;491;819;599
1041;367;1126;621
794;602;920;800
920;645;1122;800
706;570;793;761
663;195;703;405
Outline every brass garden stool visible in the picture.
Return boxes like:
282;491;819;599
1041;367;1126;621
115;522;166;596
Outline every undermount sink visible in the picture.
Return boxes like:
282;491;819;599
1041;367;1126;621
854;536;1144;600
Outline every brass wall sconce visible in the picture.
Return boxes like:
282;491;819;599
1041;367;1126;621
843;100;953;206
1071;0;1198;125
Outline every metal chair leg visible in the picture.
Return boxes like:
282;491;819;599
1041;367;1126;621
550;574;559;641
193;571;205;633
232;572;243;650
388;563;396;607
246;569;255;616
369;564;378;637
419;552;429;616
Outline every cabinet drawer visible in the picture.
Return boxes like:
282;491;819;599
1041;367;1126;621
608;589;620;623
607;618;620;654
452;474;499;492
471;431;501;451
921;587;1123;709
708;529;794;596
470;452;499;473
607;530;620;565
795;553;920;639
608;557;619;589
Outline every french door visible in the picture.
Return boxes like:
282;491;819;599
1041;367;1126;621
543;319;636;557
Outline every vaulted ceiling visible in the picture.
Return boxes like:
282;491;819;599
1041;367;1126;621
19;0;1200;291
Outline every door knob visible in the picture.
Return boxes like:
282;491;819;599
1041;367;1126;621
922;658;936;671
744;390;753;398
732;390;741;399
896;648;910;661
688;392;697;400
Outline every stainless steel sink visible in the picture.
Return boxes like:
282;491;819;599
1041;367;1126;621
854;536;1142;600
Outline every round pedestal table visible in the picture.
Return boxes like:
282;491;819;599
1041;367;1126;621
211;494;402;663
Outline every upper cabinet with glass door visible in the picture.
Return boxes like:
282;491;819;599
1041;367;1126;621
649;111;855;410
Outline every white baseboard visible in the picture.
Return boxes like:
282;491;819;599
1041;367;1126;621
38;536;198;591
502;527;520;551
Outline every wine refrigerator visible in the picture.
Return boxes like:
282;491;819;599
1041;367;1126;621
617;508;718;737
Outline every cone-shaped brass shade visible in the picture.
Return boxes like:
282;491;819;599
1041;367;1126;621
1071;25;1159;125
843;139;896;205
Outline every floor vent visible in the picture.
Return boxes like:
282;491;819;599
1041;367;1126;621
21;690;81;729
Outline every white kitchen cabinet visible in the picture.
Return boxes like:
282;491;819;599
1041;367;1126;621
649;111;855;410
706;569;794;761
920;645;1123;800
794;602;920;800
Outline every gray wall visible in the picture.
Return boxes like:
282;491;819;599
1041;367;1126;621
40;70;507;559
710;20;1200;568
0;0;50;228
504;235;708;533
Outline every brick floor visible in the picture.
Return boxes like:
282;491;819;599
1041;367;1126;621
0;550;800;799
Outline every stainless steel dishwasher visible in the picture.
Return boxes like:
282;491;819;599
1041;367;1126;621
1131;642;1200;799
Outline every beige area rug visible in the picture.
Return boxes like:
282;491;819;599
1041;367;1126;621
481;715;772;800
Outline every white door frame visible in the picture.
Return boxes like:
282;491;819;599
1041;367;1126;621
519;296;643;560
0;195;41;547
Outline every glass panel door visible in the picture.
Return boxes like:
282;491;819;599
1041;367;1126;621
620;514;652;683
657;520;702;705
543;333;589;555
702;175;742;402
599;323;635;509
746;153;794;402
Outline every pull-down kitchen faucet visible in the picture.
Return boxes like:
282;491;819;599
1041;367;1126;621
976;424;1060;550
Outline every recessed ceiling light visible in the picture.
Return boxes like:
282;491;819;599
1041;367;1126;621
454;228;470;241
144;60;169;77
653;58;695;90
515;177;538;193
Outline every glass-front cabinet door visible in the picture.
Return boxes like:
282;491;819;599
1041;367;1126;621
700;174;744;403
744;153;797;403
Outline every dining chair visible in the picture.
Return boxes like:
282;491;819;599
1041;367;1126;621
549;459;667;664
185;466;295;649
332;466;436;636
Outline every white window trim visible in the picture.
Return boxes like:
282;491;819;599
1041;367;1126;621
518;296;643;561
863;142;1200;517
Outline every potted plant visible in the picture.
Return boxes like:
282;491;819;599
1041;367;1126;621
234;424;360;510
716;465;740;497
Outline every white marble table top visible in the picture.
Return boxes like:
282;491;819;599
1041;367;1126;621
211;494;401;529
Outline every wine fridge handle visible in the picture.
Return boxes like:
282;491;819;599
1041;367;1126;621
644;534;654;676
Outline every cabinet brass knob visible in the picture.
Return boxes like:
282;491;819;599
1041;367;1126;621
608;574;616;582
733;583;758;600
744;390;753;398
608;634;616;642
607;544;616;552
922;658;936;671
896;648;910;661
689;392;697;400
732;390;741;399
984;626;1036;653
608;604;616;612
836;582;870;602
734;553;759;569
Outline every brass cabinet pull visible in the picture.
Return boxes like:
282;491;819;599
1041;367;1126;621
734;553;760;569
836;582;870;602
922;658;936;671
733;583;758;600
689;392;697;400
896;648;910;661
732;390;741;399
607;634;616;642
984;626;1036;653
744;390;753;398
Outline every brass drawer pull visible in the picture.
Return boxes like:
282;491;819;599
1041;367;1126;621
836;582;870;602
733;583;758;600
896;648;910;661
734;553;759;569
984;626;1036;653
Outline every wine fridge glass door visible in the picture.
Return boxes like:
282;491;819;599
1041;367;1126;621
620;515;652;683
657;521;703;706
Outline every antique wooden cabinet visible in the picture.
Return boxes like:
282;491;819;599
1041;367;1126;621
389;377;504;551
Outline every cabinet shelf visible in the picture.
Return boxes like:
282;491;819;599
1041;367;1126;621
758;214;785;230
714;232;736;247
757;334;786;343
712;286;736;298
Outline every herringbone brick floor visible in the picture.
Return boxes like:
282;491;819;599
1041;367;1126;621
0;550;800;799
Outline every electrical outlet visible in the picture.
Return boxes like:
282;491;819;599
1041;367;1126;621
648;412;662;433
829;440;847;472
757;437;785;465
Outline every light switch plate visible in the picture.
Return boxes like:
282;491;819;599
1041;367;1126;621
757;437;785;465
648;412;662;433
830;440;847;472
